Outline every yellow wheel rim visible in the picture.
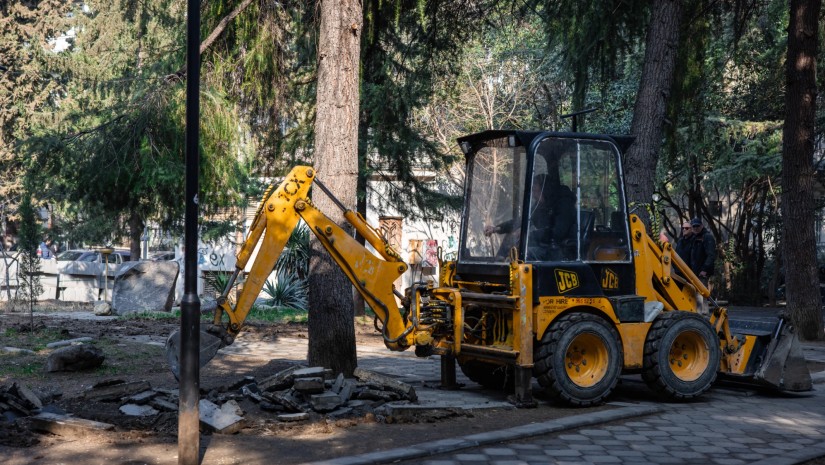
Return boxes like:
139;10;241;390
564;333;609;387
668;330;710;382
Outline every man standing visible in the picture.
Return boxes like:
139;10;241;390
39;237;54;259
687;217;716;286
675;221;693;260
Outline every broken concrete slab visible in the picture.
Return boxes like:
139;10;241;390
10;382;43;410
46;344;104;372
127;390;157;405
293;377;325;394
199;399;244;434
258;365;307;391
150;397;177;412
338;379;356;402
263;390;305;413
112;260;179;315
353;367;417;402
119;404;159;417
83;380;151;402
1;346;36;355
46;337;94;349
309;392;342;412
293;367;326;380
29;412;115;436
357;388;398;402
331;373;344;394
277;412;308;422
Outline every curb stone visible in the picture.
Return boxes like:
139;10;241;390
303;403;663;465
752;444;825;465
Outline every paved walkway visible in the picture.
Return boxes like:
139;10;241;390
218;330;825;465
309;342;825;465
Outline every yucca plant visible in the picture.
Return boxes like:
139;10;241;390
262;269;308;311
275;222;310;280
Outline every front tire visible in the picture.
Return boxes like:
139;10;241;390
642;311;721;400
533;313;623;406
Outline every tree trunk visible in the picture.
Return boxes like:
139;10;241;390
623;0;682;228
782;0;822;341
128;211;144;261
308;0;362;375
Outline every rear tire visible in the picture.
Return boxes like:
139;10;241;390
642;311;721;400
458;359;514;391
533;313;623;406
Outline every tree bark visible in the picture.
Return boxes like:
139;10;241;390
128;211;144;262
308;0;362;375
623;0;682;227
782;0;823;340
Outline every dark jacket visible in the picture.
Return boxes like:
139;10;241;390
688;229;716;276
675;233;693;262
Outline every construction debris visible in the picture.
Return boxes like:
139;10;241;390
29;412;115;435
1;363;421;438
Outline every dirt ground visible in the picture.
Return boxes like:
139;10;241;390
0;302;607;465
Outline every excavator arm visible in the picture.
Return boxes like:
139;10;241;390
204;166;415;353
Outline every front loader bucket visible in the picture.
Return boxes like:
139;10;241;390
165;326;223;381
725;316;812;392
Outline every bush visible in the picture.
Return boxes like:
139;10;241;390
262;269;308;311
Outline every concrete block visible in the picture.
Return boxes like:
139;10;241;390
294;376;325;394
199;399;244;434
310;392;342;412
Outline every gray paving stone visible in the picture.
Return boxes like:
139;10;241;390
734;453;767;461
606;450;644;457
613;434;648;441
592;439;625;446
690;445;729;454
556;434;589;441
671;450;708;459
489;460;529;465
482;448;518;456
796;438;820;445
579;429;613;436
453;454;488;461
583;456;622;463
711;459;747;465
509;444;543;451
629;444;667;453
544;449;583;457
568;444;606;452
727;436;765;444
623;421;650;427
603;425;631;432
644;457;684;464
769;442;806;450
751;447;788;455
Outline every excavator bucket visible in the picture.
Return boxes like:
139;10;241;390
165;326;223;380
724;316;812;392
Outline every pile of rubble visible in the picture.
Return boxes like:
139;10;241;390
1;382;51;422
1;364;420;435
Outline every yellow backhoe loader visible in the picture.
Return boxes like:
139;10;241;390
167;130;811;406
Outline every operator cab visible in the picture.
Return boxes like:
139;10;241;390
457;130;635;296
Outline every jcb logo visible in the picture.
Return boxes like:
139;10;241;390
601;268;619;290
554;269;580;293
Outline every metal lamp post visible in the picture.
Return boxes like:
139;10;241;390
99;247;114;302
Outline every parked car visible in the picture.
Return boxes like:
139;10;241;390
149;251;176;261
57;249;131;266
